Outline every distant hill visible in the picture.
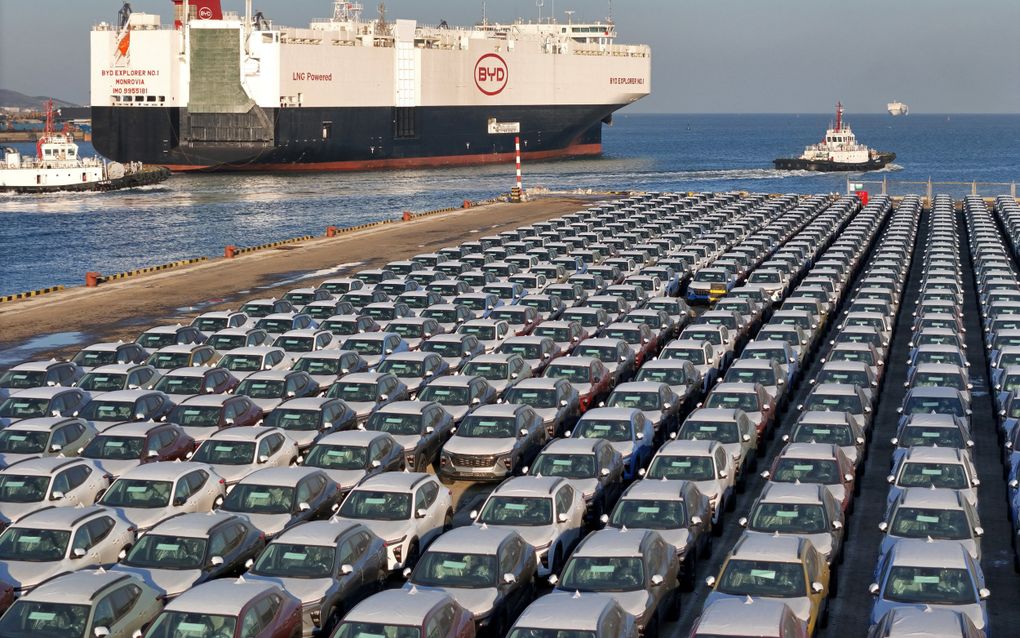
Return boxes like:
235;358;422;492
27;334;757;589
0;89;80;109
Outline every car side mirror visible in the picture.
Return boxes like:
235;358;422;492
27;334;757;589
425;426;435;434
380;394;389;402
50;490;65;501
298;501;311;512
979;587;990;600
520;466;528;475
146;450;160;458
341;563;354;575
547;574;559;585
385;349;394;355
636;432;644;440
705;576;717;587
371;459;382;468
258;455;269;464
844;473;854;482
50;443;63;453
742;434;751;442
503;572;517;585
94;627;111;638
831;520;843;530
416;507;428;519
173;495;187;506
134;412;145;421
650;574;664;587
811;581;824;594
600;467;611;477
974;526;984;537
520;428;530;437
73;547;87;559
210;555;224;567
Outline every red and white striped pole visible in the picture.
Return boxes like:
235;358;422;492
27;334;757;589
514;136;522;192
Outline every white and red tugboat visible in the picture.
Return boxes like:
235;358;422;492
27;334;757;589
774;102;895;172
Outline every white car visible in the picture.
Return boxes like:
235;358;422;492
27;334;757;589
471;475;586;576
98;461;226;531
0;457;110;525
189;426;299;485
642;439;737;528
335;472;453;571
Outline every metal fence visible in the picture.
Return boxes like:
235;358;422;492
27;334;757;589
846;177;1018;202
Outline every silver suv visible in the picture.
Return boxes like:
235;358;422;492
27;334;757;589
0;457;110;525
98;461;226;531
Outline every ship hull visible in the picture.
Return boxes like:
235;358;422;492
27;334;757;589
92;104;615;172
1;166;170;194
773;152;896;172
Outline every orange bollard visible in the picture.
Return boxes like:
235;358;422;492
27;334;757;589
85;272;100;287
224;245;237;258
402;211;413;222
326;226;338;237
463;200;472;208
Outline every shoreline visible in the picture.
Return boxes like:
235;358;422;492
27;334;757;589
0;194;614;363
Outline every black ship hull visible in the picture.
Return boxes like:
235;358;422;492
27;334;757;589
91;104;619;172
2;166;170;194
773;152;896;172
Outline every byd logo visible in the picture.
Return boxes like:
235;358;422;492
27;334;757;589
474;53;508;96
198;6;213;19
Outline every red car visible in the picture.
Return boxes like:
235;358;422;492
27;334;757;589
763;442;857;513
167;393;264;441
601;322;660;368
543;355;613;413
701;381;778;440
334;589;475;638
143;580;302;638
80;421;196;477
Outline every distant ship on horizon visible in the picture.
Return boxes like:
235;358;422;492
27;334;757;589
887;100;909;116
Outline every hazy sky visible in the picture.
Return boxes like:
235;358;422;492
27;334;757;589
2;0;1018;113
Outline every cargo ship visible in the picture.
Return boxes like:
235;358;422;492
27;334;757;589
774;102;895;172
90;0;651;172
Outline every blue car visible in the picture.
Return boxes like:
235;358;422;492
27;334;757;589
687;267;736;305
568;407;655;480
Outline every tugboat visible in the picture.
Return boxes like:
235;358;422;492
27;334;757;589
774;102;895;172
1;101;169;194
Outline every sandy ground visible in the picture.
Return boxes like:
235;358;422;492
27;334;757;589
0;195;606;362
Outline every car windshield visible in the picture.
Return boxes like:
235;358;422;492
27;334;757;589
72;349;118;368
365;412;422;436
304;444;368;471
574;345;619;363
706;392;761;413
219;354;265;373
663;348;706;365
82;435;144;460
563;312;601;328
148;353;192;369
79;400;135;422
321;320;359;336
144;611;238;638
342;339;385;355
275;337;315;352
817;370;869;387
169;405;224;428
500;343;544;360
222;484;295;515
264;409;322;431
334;623;420;638
241;302;274;317
138;333;178;349
830;350;875;366
521;298;553;311
530;453;594;479
256;319;295;334
153;375;204;395
772;458;840;485
391;324;427;339
503;387;558;409
890;507;970;540
339;490;411;521
422;308;461;324
0;430;49;454
573;419;633;443
917;352;965;366
544;364;591;384
364;307;397;321
413;550;498;588
457;415;517;438
252;542;335;578
0;601;90;638
883;566;976;605
123;533;206;569
0;370;47;390
0;474;50;503
716;559;806;598
679;420;740;445
610;499;687;529
236;379;286;399
899;426;965;449
507;630;596;638
803;393;862;414
897;462;968;489
0;397;50;419
534;326;573;343
696;272;728;284
607;392;660;411
418;385;469;406
791;423;853;446
0;527;69;561
904;396;965;416
725;369;775;385
647;455;715;481
750;503;827;534
326;383;378;402
193;440;255;465
376;360;424;378
101;478;172;508
460;325;497;341
462;362;508;381
76;372;127;392
477;496;552;526
208;334;248;351
560;556;644;592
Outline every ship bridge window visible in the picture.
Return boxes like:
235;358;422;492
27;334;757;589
147;95;157;102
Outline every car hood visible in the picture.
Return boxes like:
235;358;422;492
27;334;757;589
346;402;378;419
233;512;295;538
444;437;514;456
180;426;221;444
444;405;471;422
109;564;204;597
532;407;560;423
210;464;258;485
488;379;511;393
249;397;285;412
285;430;320;448
245;574;335;604
403;583;498;617
318;468;368;490
0;452;42;468
336;518;410;544
0;500;47;525
164;393;201;405
572;383;594;396
91;458;142;478
483;524;555;549
556;588;651;622
107;506;172;531
707;591;812;625
0;560;69;591
309;374;338;390
745;530;833;562
362;355;383;367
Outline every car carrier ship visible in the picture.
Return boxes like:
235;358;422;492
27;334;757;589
90;0;651;172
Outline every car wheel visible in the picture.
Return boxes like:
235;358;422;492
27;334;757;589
405;539;421;570
666;587;682;620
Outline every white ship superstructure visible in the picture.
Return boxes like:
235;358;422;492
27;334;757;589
887;101;909;116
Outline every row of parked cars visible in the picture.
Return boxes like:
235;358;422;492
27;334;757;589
0;191;793;638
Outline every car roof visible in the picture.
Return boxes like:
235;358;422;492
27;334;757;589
572;528;650;557
694;598;793;635
731;533;806;561
810;383;860;395
687;408;744;421
889;538;969;569
759;482;825;504
167;579;281;616
16;504;107;529
222;347;282;356
274;397;330;410
548;356;599;367
779;442;841;460
513;592;618;632
8;386;73;399
428;525;514;555
21;570;138;604
470;404;526;417
339;372;389;383
239;466;323;486
493;475;564;496
711;382;759;394
375;400;431;415
658;439;718;455
4;416;73;431
881;606;973;637
384;352;434;362
272;519;364;546
207;426;281;442
149;511;243;537
2;456;91;475
898;487;965;510
119;461;213;481
101;420;167;435
152;344;203;354
316;430;391;447
511;378;564;390
902;413;961;427
614;381;668;393
621;479;689;500
541;438;600;454
907;386;961;398
345;588;449;623
87;363;140;374
87;389;154;402
796;411;852;425
243;370;295;381
161;367;210;378
355;471;432;492
580;407;638;421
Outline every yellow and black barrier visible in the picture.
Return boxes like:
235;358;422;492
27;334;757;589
85;257;208;287
0;285;65;303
